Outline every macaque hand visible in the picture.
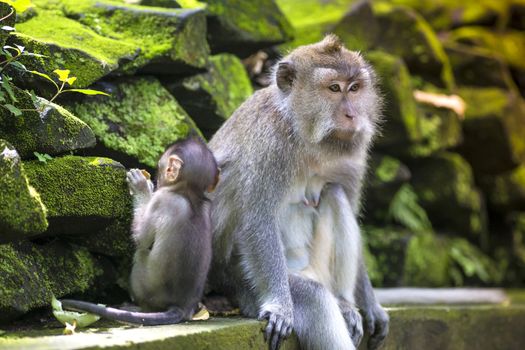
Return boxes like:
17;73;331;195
259;308;293;350
341;305;364;348
127;169;154;197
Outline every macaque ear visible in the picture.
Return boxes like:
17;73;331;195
276;61;295;92
166;155;184;183
207;167;221;193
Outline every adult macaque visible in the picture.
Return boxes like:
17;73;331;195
62;138;219;325
208;35;389;349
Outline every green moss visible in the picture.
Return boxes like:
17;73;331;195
409;152;487;240
207;0;290;39
371;4;455;89
0;140;48;242
0;240;103;323
404;232;450;286
447;26;525;71
168;54;252;132
23;156;131;219
480;165;525;212
277;0;352;49
458;87;525;174
55;0;209;72
366;51;420;146
13;13;137;87
459;87;509;119
364;226;414;287
375;156;403;183
69;77;201;167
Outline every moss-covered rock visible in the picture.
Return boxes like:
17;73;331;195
12;13;138;91
276;0;354;50
0;140;47;243
446;26;525;72
335;3;454;89
408;152;488;242
408;101;463;157
366;51;420;148
0;240;105;323
23;156;132;235
457;87;525;175
385;0;506;31
364;226;415;287
202;0;294;56
68;77;201;168
404;232;451;286
32;0;209;74
69;217;134;260
371;4;455;89
332;0;379;52
445;44;514;90
0;86;96;159
479;165;525;213
165;54;253;136
363;155;411;223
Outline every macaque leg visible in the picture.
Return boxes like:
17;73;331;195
289;274;355;350
316;184;363;346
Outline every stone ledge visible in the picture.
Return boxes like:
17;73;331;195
1;303;525;349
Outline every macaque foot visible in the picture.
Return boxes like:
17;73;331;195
363;303;389;350
342;305;364;348
259;310;293;350
127;168;154;196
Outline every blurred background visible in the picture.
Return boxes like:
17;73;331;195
0;0;524;325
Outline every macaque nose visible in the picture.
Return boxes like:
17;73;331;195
345;114;355;120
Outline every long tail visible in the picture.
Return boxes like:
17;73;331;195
60;299;185;326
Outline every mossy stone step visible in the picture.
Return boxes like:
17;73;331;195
1;303;525;350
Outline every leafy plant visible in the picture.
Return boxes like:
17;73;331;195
387;184;433;232
448;238;502;285
0;1;109;117
33;151;52;163
29;69;109;105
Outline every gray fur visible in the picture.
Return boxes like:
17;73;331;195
62;138;218;326
208;35;388;349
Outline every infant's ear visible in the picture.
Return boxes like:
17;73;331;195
166;155;183;182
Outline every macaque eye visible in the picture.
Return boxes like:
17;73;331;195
328;84;341;92
349;83;360;92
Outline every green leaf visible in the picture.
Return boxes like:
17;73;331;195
23;52;46;58
29;90;38;104
51;296;100;328
0;75;16;103
4;104;21;116
387;184;432;232
62;89;109;96
34;152;52;163
53;69;70;82
10;61;26;71
29;70;58;89
2;45;20;55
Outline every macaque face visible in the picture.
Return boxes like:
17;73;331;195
294;64;377;145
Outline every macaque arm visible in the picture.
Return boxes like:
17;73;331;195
127;169;154;210
355;257;389;350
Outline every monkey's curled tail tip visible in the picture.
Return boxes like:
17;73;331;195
60;299;185;326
